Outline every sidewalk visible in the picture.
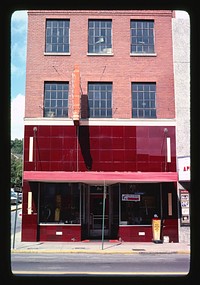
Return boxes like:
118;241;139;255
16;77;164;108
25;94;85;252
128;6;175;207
10;206;190;254
11;231;190;254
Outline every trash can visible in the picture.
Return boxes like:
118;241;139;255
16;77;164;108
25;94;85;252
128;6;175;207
152;215;162;243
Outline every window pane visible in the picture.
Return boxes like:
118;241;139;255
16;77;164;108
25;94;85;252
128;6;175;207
45;20;70;53
120;184;160;225
131;20;154;54
88;20;112;54
44;82;69;118
132;83;156;118
39;183;80;224
88;82;112;118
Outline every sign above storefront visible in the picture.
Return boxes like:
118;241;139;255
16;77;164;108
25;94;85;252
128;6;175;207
177;156;190;181
122;194;140;202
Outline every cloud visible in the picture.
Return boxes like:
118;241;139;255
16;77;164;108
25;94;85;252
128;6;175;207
11;10;28;22
11;94;25;140
11;10;28;35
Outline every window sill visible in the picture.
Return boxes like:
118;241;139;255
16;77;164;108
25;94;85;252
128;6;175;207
87;53;114;56
44;52;71;56
130;53;157;57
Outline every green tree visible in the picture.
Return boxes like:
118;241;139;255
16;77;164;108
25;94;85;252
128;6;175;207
11;139;23;187
11;138;23;154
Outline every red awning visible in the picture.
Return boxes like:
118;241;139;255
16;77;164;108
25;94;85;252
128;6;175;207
23;171;178;185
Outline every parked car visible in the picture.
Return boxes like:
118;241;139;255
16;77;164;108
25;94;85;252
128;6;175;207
10;189;23;204
17;192;23;203
11;191;17;205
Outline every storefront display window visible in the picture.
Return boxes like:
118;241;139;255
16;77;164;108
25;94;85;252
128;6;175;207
39;183;80;224
120;183;160;225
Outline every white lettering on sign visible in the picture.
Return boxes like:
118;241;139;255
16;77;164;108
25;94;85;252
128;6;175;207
122;194;140;202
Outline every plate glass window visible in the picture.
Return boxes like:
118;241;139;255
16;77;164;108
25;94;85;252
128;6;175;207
39;183;80;224
120;183;160;225
45;19;70;53
88;20;112;54
130;20;155;54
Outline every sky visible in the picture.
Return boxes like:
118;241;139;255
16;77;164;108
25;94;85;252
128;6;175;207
11;10;27;140
10;10;190;140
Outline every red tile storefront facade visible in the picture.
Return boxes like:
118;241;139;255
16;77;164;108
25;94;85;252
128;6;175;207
22;10;178;242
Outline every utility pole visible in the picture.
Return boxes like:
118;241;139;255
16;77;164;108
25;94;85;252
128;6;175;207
12;192;19;249
101;181;106;250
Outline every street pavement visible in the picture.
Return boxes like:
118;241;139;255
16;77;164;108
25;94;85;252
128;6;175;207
10;206;190;255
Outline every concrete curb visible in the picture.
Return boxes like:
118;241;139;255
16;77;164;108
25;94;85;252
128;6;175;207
11;249;190;254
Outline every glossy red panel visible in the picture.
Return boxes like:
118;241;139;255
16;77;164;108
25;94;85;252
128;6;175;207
90;138;100;149
40;162;50;171
124;162;137;171
99;150;112;161
36;137;51;149
39;225;81;242
162;219;178;242
99;137;112;149
24;125;177;173
99;126;112;137
89;126;100;137
136;153;149;162
124;126;136;138
124;149;136;161
112;137;124;149
112;126;124;137
119;226;152;242
124;137;136;149
21;214;38;241
113;150;124;162
50;126;64;137
38;125;51;137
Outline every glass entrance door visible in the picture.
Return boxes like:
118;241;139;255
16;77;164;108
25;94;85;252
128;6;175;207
89;186;109;238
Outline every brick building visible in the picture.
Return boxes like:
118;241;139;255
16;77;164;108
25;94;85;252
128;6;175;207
22;10;179;242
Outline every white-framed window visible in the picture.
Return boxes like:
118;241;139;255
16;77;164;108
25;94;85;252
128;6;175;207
88;20;112;54
130;20;155;54
44;82;69;117
45;19;70;53
132;82;156;118
88;82;112;118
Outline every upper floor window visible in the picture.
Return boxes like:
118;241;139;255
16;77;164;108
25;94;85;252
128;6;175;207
45;20;70;53
132;83;156;118
88;20;112;54
88;82;112;118
44;82;69;117
130;20;155;54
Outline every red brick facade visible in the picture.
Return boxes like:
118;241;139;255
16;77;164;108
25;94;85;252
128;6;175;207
25;10;175;119
22;10;178;243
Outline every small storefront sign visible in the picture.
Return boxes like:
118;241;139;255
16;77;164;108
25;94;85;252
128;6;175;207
152;218;161;242
180;189;190;225
122;194;140;202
